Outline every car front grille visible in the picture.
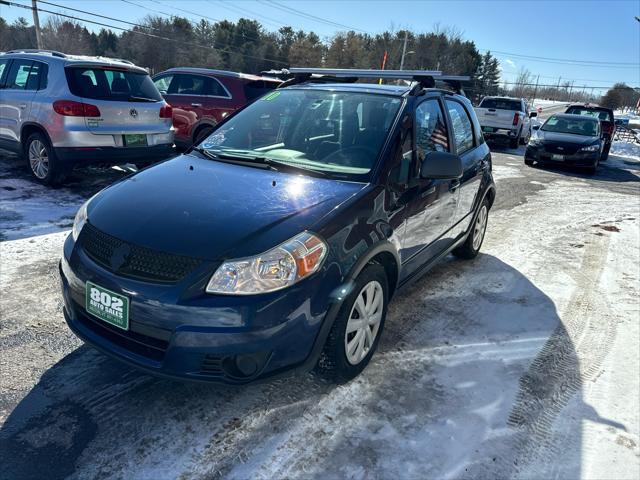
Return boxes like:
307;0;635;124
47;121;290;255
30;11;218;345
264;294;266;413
543;143;581;155
79;222;201;283
200;354;224;377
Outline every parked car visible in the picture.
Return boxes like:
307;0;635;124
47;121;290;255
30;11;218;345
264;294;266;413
525;113;603;174
564;104;615;160
152;67;281;148
60;68;495;384
0;50;175;184
474;96;535;148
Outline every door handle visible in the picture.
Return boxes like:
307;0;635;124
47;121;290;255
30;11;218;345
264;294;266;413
19;104;27;109
449;180;461;192
191;103;202;107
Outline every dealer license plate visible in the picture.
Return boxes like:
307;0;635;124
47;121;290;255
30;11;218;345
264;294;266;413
123;134;148;147
86;281;129;330
552;154;564;161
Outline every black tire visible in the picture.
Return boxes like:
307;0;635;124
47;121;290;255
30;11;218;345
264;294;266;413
509;137;519;149
24;132;66;185
520;128;530;145
524;158;534;166
316;263;388;383
601;143;610;161
452;197;490;260
193;126;215;146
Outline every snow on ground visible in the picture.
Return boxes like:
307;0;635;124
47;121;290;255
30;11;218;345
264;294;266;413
1;145;639;479
531;99;570;109
610;140;640;171
614;110;640;128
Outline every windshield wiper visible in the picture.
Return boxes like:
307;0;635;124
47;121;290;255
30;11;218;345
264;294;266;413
192;148;328;177
128;96;158;102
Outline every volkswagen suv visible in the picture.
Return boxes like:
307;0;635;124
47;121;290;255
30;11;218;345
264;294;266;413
0;50;175;184
60;69;495;384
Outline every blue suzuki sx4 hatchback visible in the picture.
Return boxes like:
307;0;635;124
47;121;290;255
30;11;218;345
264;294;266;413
60;70;496;384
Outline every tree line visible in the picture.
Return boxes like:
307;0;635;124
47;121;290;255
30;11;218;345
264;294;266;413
0;15;501;100
1;14;635;108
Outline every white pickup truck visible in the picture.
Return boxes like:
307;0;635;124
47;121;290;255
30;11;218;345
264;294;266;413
474;97;536;148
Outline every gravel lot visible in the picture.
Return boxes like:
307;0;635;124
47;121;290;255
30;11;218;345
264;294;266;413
1;138;639;479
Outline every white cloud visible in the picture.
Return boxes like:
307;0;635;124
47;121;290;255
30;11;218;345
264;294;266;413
505;58;516;69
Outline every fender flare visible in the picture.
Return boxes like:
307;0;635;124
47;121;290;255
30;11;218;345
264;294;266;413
20;122;53;152
345;239;401;297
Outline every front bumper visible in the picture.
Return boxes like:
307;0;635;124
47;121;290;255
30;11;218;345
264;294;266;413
59;234;341;384
525;146;600;167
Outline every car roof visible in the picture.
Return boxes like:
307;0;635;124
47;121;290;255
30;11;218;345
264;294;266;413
158;67;281;82
287;82;411;96
566;104;613;112
482;96;523;101
1;50;147;73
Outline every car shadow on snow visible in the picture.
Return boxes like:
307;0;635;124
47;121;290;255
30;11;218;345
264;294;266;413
0;255;623;479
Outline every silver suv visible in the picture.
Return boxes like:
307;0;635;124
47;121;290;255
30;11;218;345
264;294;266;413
0;50;175;184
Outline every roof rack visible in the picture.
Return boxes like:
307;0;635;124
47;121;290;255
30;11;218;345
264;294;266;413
5;49;67;58
273;68;470;96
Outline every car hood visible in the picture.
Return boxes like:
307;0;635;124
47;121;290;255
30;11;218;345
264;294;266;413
537;130;600;145
87;154;367;260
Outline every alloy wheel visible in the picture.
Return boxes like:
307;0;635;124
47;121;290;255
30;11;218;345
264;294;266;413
28;139;49;179
344;280;384;365
472;205;488;250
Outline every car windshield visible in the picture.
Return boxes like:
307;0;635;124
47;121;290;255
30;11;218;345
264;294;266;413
479;98;522;111
65;67;162;102
542;115;600;136
565;107;612;122
198;89;403;180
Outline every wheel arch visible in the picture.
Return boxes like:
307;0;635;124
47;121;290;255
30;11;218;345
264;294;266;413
345;241;401;300
20;122;52;154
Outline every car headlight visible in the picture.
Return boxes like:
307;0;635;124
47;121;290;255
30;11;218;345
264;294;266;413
206;232;327;295
580;144;600;152
71;200;89;241
528;137;542;145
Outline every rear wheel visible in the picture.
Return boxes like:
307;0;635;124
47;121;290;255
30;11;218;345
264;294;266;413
601;143;610;161
509;136;519;149
453;198;490;260
24;132;66;185
524;158;534;166
317;264;388;383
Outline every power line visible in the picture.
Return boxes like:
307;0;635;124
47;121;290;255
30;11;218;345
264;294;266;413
258;0;369;33
1;0;289;65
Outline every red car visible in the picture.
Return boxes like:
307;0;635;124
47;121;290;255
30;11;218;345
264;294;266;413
153;68;281;148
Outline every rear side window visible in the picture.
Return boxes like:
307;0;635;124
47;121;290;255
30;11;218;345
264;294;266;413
26;61;47;90
415;99;450;161
0;59;9;87
479;98;523;111
566;107;612;122
5;60;33;90
153;74;173;94
166;74;230;98
244;80;279;102
65;67;162;102
446;100;475;154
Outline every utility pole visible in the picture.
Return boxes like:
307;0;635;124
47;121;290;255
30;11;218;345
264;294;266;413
32;0;43;49
568;81;574;102
399;31;408;71
532;75;540;103
556;76;561;101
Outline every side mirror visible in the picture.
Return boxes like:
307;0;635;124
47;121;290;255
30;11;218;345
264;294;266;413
529;112;538;118
420;151;463;180
532;125;541;130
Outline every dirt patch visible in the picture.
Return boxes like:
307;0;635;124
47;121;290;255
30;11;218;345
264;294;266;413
592;224;621;232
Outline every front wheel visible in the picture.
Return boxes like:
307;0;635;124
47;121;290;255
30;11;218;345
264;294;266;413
453;198;490;260
316;264;388;383
509;137;519;149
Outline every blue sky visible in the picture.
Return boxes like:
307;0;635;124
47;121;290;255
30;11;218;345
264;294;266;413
2;0;639;94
